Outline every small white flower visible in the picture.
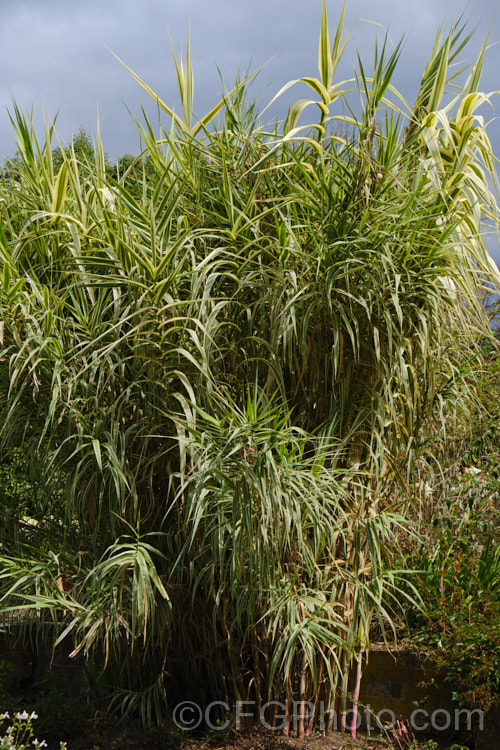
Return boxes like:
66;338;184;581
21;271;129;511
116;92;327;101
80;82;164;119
0;712;9;719
30;712;38;720
15;710;29;721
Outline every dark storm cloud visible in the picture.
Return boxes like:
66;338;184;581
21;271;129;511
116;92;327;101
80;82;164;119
2;0;498;155
1;0;499;260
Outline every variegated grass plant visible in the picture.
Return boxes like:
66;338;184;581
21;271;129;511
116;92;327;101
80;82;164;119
0;0;498;733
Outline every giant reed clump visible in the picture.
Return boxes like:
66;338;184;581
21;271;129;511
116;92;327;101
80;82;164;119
0;1;498;733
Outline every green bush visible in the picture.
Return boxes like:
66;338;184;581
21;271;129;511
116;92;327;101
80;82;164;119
0;0;499;731
405;339;500;714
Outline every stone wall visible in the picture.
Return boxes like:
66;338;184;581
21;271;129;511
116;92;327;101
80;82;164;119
349;646;494;747
0;628;84;694
353;646;455;721
1;633;496;746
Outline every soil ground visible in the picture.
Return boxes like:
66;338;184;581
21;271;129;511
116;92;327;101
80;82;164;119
73;723;451;750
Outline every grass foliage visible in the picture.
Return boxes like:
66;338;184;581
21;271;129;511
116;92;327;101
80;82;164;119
0;1;499;730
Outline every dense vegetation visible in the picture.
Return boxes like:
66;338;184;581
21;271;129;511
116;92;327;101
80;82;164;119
406;332;500;721
0;1;499;740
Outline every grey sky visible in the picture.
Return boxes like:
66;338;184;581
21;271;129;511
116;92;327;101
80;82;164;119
1;0;499;260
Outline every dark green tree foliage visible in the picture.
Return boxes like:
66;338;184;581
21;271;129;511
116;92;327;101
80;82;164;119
51;126;101;171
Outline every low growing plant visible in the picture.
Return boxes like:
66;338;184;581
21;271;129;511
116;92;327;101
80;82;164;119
0;710;66;750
